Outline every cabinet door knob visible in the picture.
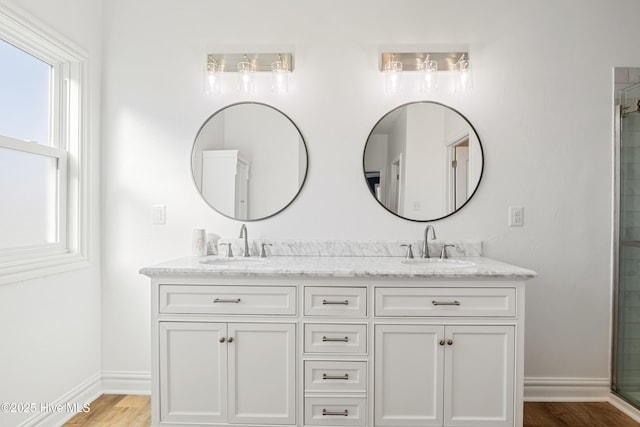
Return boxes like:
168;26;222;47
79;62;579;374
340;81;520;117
219;337;226;343
227;337;234;343
439;339;445;346
447;339;453;345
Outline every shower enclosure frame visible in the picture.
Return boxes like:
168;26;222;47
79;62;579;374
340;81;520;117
612;79;640;406
612;100;622;395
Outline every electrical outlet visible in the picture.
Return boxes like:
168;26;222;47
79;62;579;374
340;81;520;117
508;206;523;227
152;204;166;225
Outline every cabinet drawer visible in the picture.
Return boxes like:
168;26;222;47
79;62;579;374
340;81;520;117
305;397;367;426
159;285;296;315
304;324;367;354
304;287;367;317
375;287;516;317
304;361;367;393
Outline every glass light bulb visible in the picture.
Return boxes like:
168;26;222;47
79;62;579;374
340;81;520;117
384;60;402;94
455;59;472;94
204;62;220;94
271;61;288;94
420;59;438;93
237;61;255;95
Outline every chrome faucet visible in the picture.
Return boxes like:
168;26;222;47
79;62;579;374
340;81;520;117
440;244;455;259
422;225;437;258
222;242;233;258
260;243;273;258
239;224;250;257
401;243;414;259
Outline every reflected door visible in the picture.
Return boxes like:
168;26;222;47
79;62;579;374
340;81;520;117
390;157;402;214
453;141;469;210
201;150;249;220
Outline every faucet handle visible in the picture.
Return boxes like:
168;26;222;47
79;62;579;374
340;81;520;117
440;244;455;259
260;243;273;258
401;244;414;259
222;242;233;258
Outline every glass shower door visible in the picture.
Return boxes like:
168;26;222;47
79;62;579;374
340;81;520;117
614;81;640;407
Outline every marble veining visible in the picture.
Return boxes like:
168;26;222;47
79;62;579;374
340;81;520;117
140;254;536;279
216;239;482;258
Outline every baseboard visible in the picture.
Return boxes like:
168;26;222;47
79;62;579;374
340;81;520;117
16;373;617;425
609;392;640;422
18;372;102;427
524;377;610;402
102;370;151;395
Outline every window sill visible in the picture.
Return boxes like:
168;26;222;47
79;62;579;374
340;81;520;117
0;252;89;285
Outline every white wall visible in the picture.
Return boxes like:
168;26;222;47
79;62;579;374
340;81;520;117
0;0;103;425
404;103;446;217
101;0;638;395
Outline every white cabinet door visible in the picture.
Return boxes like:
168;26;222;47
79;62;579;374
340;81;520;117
228;323;296;425
443;325;515;427
374;324;444;426
159;322;227;424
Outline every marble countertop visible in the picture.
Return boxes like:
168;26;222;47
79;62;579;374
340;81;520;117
139;255;537;279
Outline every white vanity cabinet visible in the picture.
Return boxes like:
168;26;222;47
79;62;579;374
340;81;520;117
374;286;520;427
152;282;297;426
374;324;514;427
143;258;532;427
159;322;296;425
303;286;369;427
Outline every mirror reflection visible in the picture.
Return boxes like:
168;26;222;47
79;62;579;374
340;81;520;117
191;102;308;220
363;101;483;221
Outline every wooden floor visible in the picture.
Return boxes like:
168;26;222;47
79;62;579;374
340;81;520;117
63;395;149;427
524;402;640;426
65;395;640;426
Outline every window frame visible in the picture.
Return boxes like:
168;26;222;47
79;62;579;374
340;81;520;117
0;3;89;284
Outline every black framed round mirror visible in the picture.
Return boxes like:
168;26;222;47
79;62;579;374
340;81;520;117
363;101;484;222
191;102;308;221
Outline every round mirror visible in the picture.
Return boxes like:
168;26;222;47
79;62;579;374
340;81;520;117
363;101;483;222
191;102;308;221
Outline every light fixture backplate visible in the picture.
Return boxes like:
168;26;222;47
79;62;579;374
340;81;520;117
208;53;294;72
380;52;468;72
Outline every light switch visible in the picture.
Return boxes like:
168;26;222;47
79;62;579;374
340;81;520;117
152;204;166;225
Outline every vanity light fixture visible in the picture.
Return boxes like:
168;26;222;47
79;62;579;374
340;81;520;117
380;51;470;94
454;53;472;93
237;59;256;95
383;55;403;94
205;58;221;95
205;52;294;95
271;55;289;94
419;55;438;93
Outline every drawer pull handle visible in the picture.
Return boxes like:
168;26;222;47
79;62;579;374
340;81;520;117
432;300;460;306
322;409;349;416
213;298;241;303
322;373;350;380
322;336;349;342
322;299;349;305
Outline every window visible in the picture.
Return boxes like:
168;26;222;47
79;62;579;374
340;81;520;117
0;3;89;284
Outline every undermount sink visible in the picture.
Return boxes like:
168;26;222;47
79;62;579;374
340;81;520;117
199;257;266;265
401;258;475;268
